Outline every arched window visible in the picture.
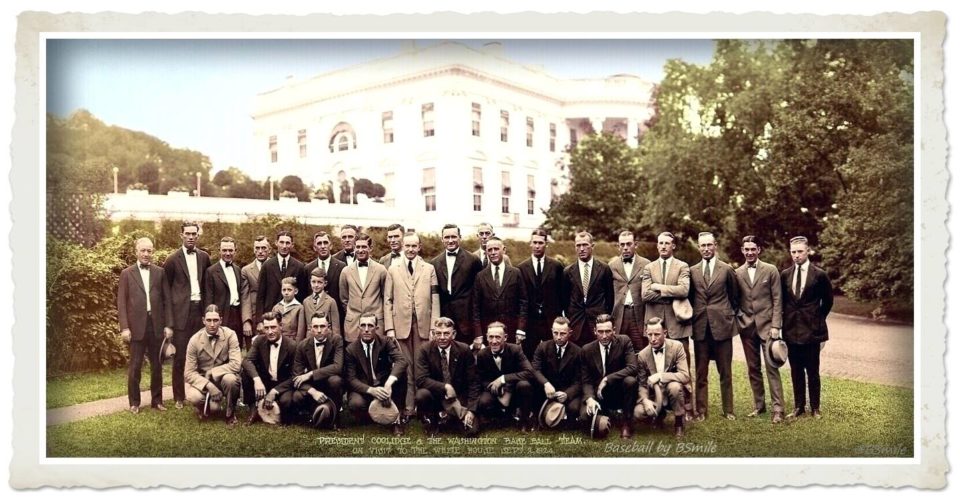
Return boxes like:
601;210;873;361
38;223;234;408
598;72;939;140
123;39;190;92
328;122;357;153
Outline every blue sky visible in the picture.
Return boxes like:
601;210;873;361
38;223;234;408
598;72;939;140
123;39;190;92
46;39;714;177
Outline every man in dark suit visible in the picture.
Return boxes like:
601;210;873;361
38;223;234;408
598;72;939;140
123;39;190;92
735;235;785;423
241;311;297;424
163;221;212;409
635;317;690;438
240;235;270;352
431;224;483;348
476;322;536;431
278;312;345;427
561;231;614;347
580;314;639;439
333;224;358;266
472;237;528;343
472;222;512;268
781;236;833;420
378;223;405;270
117;237;173;414
301;230;347;332
610;230;652;351
204;237;243;336
689;231;741;421
344;314;408;435
517;228;564;358
256;230;305;321
530;317;582;429
415;317;481;436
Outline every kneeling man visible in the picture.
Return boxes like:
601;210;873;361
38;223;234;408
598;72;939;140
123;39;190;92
415;317;481;436
635;317;690;438
531;317;582;429
184;305;242;426
345;314;408;435
476;322;535;432
280;312;344;428
580;314;638;439
242;311;297;424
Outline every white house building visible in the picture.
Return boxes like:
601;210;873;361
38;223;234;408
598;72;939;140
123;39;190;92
250;41;655;237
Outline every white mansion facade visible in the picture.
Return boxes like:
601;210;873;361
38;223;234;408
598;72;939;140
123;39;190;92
251;41;655;237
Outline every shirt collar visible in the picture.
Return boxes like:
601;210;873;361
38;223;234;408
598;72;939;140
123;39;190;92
220;259;233;270
797;260;810;272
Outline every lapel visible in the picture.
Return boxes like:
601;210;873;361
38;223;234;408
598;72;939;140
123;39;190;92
213;262;227;288
359;340;374;380
491;265;505;298
132;265;146;293
557;343;572;372
663;259;675;285
587;260;601;293
206;329;225;360
451;250;466;284
738;263;756;290
611;258;626;282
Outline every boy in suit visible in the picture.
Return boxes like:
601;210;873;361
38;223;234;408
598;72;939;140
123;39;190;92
272;277;306;341
304;267;341;338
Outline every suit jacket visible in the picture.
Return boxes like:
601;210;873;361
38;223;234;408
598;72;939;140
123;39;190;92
531;340;582;400
735;260;783;340
609;254;652;331
288;333;345;385
256;255;305;319
636;338;690;402
117;263;173;341
344;334;408;394
476;343;534;387
333;249;356;266
781;263;833;345
472;263;528;339
579;335;638;401
241;335;296;385
240;260;263;328
384;256;441;340
339;260;387;342
203;260;242;315
689;259;741;341
163;247;211;330
641;257;693;339
379;251;404;270
302;257;347;331
431;249;483;336
272;301;307;341
303;291;341;338
473;248;512;268
516;255;564;327
184;327;242;392
415;339;481;411
561;259;614;343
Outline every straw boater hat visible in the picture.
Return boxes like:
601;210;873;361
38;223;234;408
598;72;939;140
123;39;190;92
256;399;282;425
767;339;789;369
672;298;693;321
590;413;611;439
538;399;566;428
368;398;401;425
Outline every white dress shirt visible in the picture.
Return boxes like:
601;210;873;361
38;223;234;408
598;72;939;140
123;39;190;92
445;249;458;293
490;263;503;287
221;260;240;306
578;258;594;301
623;258;635;306
183;246;201;301
653;346;666;374
793;260;810;297
268;340;280;381
138;264;151;312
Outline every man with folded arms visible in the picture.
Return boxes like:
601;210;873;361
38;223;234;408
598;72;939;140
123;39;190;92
635;317;690;438
344;314;408;435
476;322;536;432
580;314;639;439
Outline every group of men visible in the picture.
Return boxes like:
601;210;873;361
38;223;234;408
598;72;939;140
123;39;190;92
117;220;832;439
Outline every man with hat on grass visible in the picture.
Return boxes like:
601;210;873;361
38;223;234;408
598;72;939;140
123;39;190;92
635;317;690;438
183;304;242;426
415;317;482;437
530;316;582;430
345;314;408;436
580;314;639;439
278;312;344;429
242;311;297;425
476;322;536;432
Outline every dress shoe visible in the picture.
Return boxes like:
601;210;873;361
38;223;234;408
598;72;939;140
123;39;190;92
620;422;634;439
225;414;238;427
129;406;140;415
175;400;184;410
747;407;766;418
674;425;684;438
772;411;784;424
684;412;694;423
785;409;805;419
724;413;737;421
152;404;167;412
812;410;822;420
246;410;262;426
392;424;406;436
694;414;706;423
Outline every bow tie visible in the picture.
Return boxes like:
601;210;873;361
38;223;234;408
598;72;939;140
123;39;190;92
392;252;400;258
314;340;326;347
344;252;354;257
747;263;757;269
622;257;633;264
139;264;150;270
492;352;502;359
270;341;281;348
447;251;458;257
358;261;368;267
224;262;232;268
186;248;196;255
207;333;219;340
653;347;664;355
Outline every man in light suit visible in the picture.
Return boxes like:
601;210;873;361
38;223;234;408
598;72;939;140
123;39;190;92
333;224;358;266
431;224;483;348
472;222;512;268
580;314;639;439
384;232;440;418
610;230;652;351
117;237;173;414
378;223;405;269
241;311;297;424
530;317;582;429
163;221;212;409
735;235;785;423
301;230;347;333
517;228;564;358
204;237;243;336
781;235;833;420
635;317;690;438
184;305;242;426
561;230;614;347
339;233;387;343
472;237;528;343
689;231;741;421
641;231;694;418
240;235;270;352
256;230;305;320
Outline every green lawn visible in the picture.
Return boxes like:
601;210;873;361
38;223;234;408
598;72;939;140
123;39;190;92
46;361;913;458
47;364;173;409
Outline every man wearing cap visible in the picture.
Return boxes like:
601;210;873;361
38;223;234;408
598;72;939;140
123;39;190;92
301;230;347;332
242;311;297;424
472;222;512;268
517;228;564;358
118;236;174;414
641;231;694;418
256;230;305;319
205;237;244;338
635;317;690;438
378;223;405;269
383;232;440;420
561;230;614;347
415;317;481;436
610;230;652;352
580;314;639;439
431;224;483;347
476;322;536;432
530;317;582;429
240;235;270;353
344;314;408;435
339;233;387;343
280;312;344;428
735;235;786;423
164;221;212;410
781;236;833;420
184;305;242;426
471;237;528;343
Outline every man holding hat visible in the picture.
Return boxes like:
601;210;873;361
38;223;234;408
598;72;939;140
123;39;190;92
344;314;408;435
183;305;242;426
415;317;481;436
530;316;582;430
242;311;297;424
279;312;344;428
476;322;536;432
635;317;690;438
580;314;639;439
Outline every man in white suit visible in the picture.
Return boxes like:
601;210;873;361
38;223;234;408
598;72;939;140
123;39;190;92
384;232;441;419
339;233;387;343
609;230;651;351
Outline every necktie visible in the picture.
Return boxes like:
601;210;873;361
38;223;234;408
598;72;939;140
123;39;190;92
581;262;590;299
321;259;327;273
494;265;501;290
704;258;712;283
795;265;803;297
408;260;414;275
556;347;563;362
536;258;542;279
661;259;668;283
365;342;376;380
313;293;320;305
280;257;286;275
602;344;610;376
440;349;451;384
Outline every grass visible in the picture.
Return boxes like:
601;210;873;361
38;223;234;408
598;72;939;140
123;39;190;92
47;364;173;409
46;361;913;458
831;295;913;324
